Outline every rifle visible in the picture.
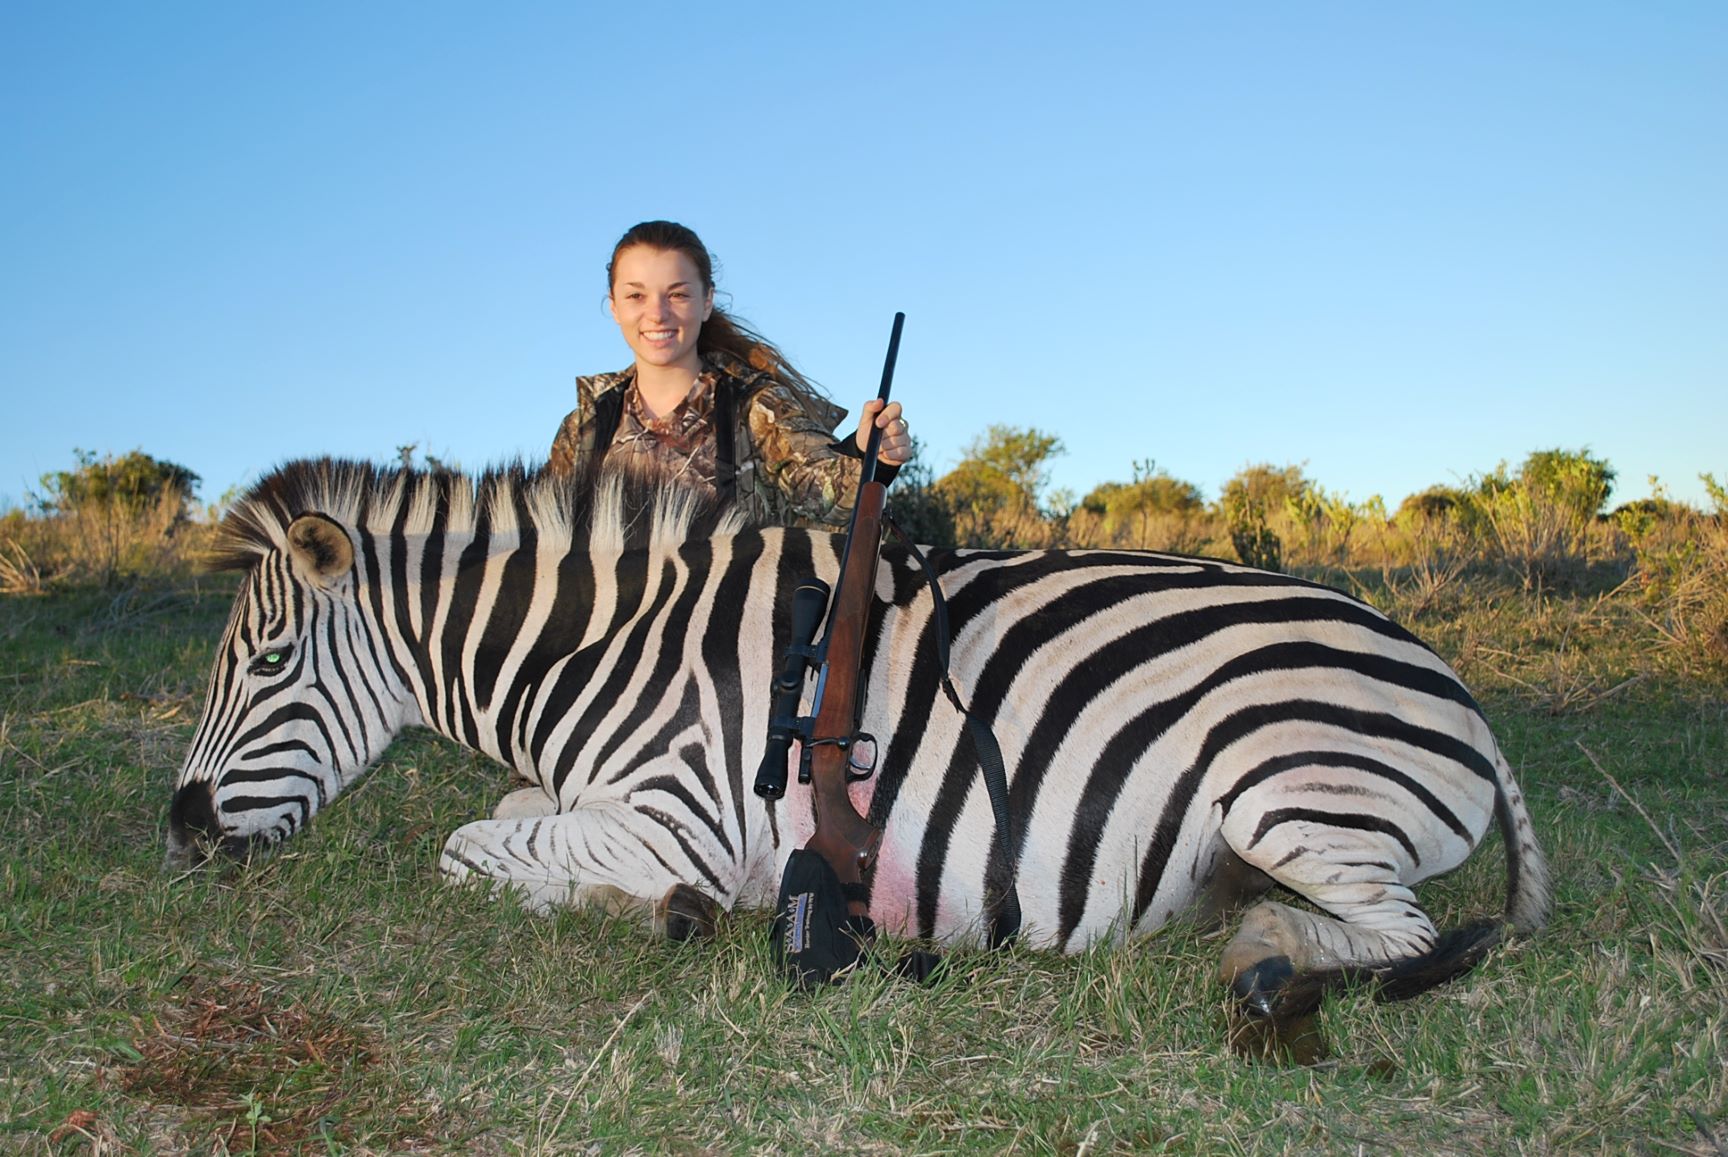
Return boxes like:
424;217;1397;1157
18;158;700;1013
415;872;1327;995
761;312;904;983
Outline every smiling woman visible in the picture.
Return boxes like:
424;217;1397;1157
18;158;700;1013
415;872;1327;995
547;221;914;528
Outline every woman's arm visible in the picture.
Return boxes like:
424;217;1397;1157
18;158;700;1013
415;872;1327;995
745;382;903;527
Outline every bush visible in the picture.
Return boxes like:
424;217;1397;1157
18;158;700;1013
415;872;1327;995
1611;496;1692;540
1078;459;1202;549
1225;492;1283;572
2;449;206;590
1078;461;1209;550
1284;488;1378;569
37;449;200;520
932;426;1067;548
1626;474;1728;668
1217;464;1314;572
1465;448;1623;591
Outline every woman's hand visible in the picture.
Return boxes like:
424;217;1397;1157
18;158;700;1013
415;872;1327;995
856;399;913;466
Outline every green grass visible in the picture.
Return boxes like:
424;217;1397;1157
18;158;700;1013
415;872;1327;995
2;578;1725;1155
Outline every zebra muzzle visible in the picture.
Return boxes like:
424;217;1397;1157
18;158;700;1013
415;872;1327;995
164;782;265;868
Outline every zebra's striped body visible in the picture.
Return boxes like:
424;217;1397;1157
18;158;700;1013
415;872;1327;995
170;461;1547;999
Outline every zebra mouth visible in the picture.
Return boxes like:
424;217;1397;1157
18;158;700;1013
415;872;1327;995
162;823;273;871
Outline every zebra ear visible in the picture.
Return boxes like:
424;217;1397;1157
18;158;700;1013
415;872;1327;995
285;514;354;584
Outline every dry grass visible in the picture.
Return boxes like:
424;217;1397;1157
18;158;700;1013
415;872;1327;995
1624;509;1728;668
0;493;214;592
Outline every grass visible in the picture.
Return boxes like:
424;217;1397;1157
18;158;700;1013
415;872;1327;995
3;574;1727;1155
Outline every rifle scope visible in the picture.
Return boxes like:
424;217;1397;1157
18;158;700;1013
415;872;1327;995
752;577;832;799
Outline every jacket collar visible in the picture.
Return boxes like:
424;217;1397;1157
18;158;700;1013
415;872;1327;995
576;350;779;410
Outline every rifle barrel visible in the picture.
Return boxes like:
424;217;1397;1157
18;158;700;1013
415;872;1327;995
857;311;904;483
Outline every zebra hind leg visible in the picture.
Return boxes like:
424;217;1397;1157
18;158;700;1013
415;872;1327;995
1219;899;1502;1062
1215;821;1488;1062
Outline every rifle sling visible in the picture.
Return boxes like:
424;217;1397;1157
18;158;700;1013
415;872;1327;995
884;514;1022;949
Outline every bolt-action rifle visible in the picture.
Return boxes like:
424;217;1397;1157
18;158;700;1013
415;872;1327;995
758;312;904;984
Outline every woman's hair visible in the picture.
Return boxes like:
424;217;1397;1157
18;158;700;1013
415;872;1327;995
607;220;820;395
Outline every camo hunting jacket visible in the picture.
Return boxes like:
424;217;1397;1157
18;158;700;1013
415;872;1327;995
547;350;883;529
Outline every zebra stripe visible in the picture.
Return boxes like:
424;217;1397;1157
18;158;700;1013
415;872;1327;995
168;460;1549;988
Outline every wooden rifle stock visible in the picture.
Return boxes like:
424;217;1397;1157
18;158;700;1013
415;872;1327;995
799;311;903;922
802;478;887;916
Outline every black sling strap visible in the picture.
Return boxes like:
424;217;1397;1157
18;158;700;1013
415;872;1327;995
712;375;737;498
587;387;625;471
884;513;1022;949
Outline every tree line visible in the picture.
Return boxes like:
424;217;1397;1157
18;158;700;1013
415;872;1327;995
5;439;1725;654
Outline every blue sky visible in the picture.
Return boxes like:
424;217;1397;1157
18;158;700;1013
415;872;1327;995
3;1;1724;515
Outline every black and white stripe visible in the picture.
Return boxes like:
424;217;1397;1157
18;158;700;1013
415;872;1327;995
169;460;1548;982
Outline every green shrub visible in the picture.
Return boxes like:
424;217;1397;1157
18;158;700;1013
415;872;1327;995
1225;492;1283;572
932;426;1066;548
1465;448;1623;592
37;448;200;520
1218;464;1311;572
1077;460;1208;550
1284;488;1378;568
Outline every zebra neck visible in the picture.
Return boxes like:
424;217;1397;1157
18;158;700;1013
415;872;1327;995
368;533;693;780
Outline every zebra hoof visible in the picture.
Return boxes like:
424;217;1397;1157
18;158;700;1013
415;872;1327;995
1229;954;1295;1018
1226;955;1332;1066
657;884;719;943
1230;954;1335;1022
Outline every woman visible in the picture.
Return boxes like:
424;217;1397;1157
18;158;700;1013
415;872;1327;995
548;221;913;528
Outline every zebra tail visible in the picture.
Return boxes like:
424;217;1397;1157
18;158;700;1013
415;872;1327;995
1368;746;1551;1003
1491;745;1553;936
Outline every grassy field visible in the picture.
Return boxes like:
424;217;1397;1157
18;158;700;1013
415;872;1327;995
2;571;1725;1155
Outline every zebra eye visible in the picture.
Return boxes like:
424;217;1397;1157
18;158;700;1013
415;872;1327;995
249;644;295;676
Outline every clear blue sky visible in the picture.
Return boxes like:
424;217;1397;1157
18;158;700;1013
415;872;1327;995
4;1;1724;515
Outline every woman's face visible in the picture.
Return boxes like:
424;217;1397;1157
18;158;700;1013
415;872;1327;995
608;245;714;374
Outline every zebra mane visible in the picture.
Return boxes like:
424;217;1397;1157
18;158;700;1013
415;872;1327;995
206;458;750;572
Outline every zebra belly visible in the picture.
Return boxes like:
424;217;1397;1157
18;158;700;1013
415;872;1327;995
861;800;1216;951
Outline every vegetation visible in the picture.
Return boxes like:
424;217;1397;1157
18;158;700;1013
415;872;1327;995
1080;461;1208;558
2;443;1726;1152
927;426;1067;548
2;450;208;592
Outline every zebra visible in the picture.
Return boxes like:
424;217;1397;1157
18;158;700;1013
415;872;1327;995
167;459;1549;1034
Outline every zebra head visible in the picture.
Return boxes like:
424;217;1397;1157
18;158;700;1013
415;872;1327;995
167;508;405;868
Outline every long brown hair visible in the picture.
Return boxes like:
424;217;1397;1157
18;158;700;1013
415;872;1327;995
606;221;821;395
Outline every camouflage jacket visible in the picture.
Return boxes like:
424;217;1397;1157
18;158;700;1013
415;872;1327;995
548;350;888;529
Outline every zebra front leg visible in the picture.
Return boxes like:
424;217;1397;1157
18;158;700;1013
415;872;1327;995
438;806;725;942
493;784;558;820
